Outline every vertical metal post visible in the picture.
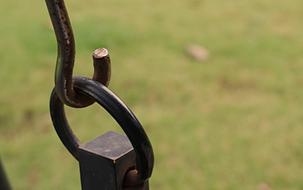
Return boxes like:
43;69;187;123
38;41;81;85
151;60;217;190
78;131;138;190
0;160;11;190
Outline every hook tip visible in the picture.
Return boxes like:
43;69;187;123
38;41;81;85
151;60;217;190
93;48;109;59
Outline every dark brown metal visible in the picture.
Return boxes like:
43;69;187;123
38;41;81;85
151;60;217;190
93;48;111;87
45;0;111;108
50;77;154;188
124;169;149;190
79;131;138;190
0;160;11;190
46;0;154;188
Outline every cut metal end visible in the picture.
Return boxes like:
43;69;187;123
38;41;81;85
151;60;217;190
92;48;111;87
93;48;109;59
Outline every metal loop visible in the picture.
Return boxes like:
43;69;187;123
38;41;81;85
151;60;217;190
46;0;111;108
50;77;154;183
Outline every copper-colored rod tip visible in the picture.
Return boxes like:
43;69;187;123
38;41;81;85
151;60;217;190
92;48;111;87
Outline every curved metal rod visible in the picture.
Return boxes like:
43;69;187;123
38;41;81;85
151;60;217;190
50;77;154;184
45;0;111;108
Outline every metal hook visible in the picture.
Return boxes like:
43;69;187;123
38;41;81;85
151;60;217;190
46;0;154;187
45;0;111;108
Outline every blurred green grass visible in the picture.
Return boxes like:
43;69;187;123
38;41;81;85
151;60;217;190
1;0;303;189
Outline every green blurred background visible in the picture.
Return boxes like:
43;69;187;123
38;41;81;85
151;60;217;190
1;0;303;189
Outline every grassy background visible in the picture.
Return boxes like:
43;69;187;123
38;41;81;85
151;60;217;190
1;0;303;189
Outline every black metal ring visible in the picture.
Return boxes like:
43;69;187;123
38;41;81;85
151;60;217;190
50;77;154;182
